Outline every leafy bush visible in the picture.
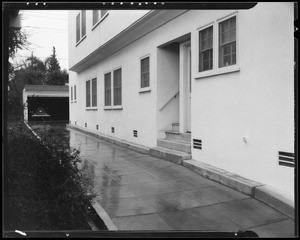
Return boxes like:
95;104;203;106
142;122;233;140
7;121;96;230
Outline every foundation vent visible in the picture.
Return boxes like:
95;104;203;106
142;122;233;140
193;139;202;150
279;151;295;168
133;130;138;137
96;125;99;130
111;127;114;133
85;123;87;127
75;121;77;125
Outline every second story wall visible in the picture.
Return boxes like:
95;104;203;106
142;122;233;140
68;10;150;69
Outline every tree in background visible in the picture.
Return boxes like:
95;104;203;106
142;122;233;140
45;47;68;85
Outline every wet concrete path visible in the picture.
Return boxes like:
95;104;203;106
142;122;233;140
29;123;295;237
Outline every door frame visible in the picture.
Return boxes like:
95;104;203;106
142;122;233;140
179;40;191;134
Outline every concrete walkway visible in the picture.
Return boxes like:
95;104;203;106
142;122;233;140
63;126;294;237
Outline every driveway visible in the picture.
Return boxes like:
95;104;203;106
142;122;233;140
29;123;295;237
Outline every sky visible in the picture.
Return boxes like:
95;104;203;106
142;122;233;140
14;10;69;71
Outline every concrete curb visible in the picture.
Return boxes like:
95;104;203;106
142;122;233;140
183;160;295;220
92;202;118;231
67;124;295;220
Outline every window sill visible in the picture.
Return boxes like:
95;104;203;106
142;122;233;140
91;12;109;31
195;65;240;79
86;107;98;111
139;87;151;93
104;106;123;110
76;35;87;47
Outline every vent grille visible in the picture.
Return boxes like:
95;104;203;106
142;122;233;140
111;127;114;133
279;151;295;168
96;125;99;130
85;123;87;127
193;139;202;150
133;130;138;137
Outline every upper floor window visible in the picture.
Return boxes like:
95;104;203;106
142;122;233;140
76;10;87;45
141;56;150;88
197;13;238;77
92;10;109;29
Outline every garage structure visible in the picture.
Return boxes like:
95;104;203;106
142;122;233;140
23;85;69;122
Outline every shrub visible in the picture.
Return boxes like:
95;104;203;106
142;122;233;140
7;121;96;230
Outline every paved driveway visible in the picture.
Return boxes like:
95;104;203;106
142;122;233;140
30;123;295;237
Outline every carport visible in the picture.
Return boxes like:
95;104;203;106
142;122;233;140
23;85;69;122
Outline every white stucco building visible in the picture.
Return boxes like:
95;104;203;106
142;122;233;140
68;3;295;201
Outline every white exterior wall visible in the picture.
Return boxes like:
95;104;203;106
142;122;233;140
190;3;294;198
69;3;294;198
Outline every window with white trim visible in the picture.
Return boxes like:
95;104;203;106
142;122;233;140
199;26;213;72
197;13;238;77
113;68;122;106
71;86;73;101
219;16;236;68
104;72;111;106
86;80;90;107
92;10;108;28
74;85;76;101
141;56;150;88
76;10;87;45
86;79;97;108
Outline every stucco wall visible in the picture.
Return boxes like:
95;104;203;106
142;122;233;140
68;10;150;69
190;2;294;197
69;3;294;198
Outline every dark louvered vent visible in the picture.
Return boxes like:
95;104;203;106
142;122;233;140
193;139;202;149
111;127;114;133
279;151;295;167
133;130;138;137
96;125;99;130
85;123;87;127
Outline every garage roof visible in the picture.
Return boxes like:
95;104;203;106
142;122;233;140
24;85;69;92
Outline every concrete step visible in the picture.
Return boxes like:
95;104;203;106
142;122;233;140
165;130;191;142
157;138;191;153
172;122;179;132
149;147;192;165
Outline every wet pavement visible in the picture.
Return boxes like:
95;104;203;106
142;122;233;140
29;123;295;237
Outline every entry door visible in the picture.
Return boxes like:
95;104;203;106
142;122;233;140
186;45;191;132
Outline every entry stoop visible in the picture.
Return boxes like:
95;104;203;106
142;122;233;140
149;126;192;165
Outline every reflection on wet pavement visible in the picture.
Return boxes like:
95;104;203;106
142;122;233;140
28;123;295;235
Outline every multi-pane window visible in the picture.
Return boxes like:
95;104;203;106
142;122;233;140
141;56;150;88
86;80;91;107
104;72;111;106
76;11;86;44
113;68;122;106
92;78;97;107
92;10;99;26
74;85;76;100
199;26;213;72
219;16;236;68
93;10;108;27
71;86;73;101
76;14;80;43
81;10;86;37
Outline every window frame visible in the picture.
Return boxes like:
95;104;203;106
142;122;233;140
195;11;240;79
76;10;87;46
104;67;123;110
92;10;109;30
86;78;97;110
71;86;73;102
113;67;122;107
74;85;77;102
139;54;151;93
